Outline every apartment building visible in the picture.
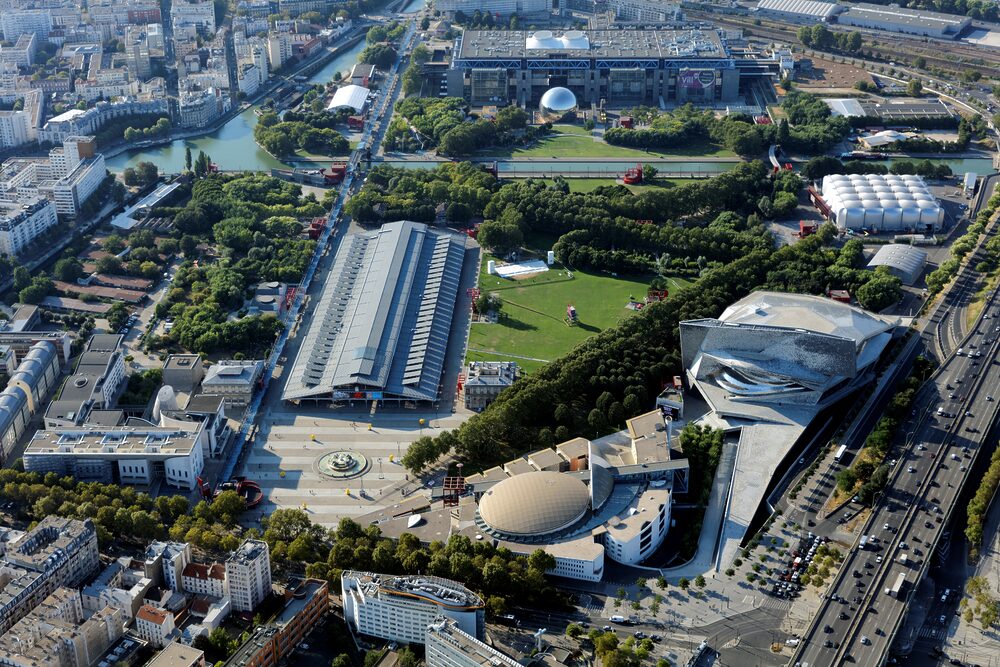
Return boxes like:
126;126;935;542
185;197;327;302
181;562;226;598
0;136;107;218
0;34;38;68
178;87;229;128
225;539;271;613
1;10;51;41
0;517;100;634
0;588;126;667
0;198;58;256
425;618;521;667
39;99;167;144
135;605;178;647
171;0;216;35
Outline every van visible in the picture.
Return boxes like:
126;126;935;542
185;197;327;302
937;406;945;416
957;348;964;356
609;615;626;624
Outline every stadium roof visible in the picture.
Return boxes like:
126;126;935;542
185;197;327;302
867;243;928;275
282;221;465;402
478;471;590;537
718;291;894;345
327;84;369;112
756;0;842;19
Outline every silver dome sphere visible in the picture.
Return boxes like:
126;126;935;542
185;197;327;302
539;87;577;122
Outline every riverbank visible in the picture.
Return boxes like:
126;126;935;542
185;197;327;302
105;28;369;172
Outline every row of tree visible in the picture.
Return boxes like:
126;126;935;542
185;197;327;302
800;156;954;181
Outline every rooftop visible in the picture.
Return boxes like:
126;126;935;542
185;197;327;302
26;424;203;458
867;243;928;274
841;2;971;32
203;360;263;387
457;28;727;60
345;571;484;610
227;539;267;565
146;642;204;667
478;471;590;537
137;604;171;625
426;618;520;667
756;0;842;18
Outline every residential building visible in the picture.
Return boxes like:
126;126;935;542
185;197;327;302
178;87;228;128
342;572;485;645
0;517;100;634
225;539;271;613
135;605;178;647
463;361;518;411
22;421;208;490
81;559;153;620
0;588;126;667
434;0;548;16
237;63;261;96
125;26;152;80
0;136;107;218
45;334;126;427
0;110;30;149
171;0;216;35
202;360;263;411
39;99;168;144
0;199;58;257
0;34;38;68
266;32;292;70
181;562;226;598
144;541;192;591
425;618;520;667
145;643;205;667
1;10;52;42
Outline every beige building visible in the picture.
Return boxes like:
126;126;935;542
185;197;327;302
145;643;205;667
135;604;177;647
225;539;271;613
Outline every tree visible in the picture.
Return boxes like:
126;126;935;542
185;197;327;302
856;273;902;312
53;258;83;282
185;146;193;171
477;218;523;256
678;577;690;591
359;44;397;68
907;79;923;96
566;623;585;638
211;490;247;523
107;302;129;331
695;574;706;588
642;163;658;181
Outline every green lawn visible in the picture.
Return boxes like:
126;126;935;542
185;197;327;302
469;255;691;374
481;124;736;159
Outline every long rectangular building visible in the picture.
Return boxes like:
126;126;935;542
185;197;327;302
448;28;779;106
838;3;971;38
283;221;465;404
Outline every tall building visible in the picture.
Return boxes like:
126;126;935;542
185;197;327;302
425;618;520;667
0;136;107;218
0;517;100;634
144;542;192;591
171;0;216;35
0;10;52;41
225;539;271;613
342;572;485;645
0;199;59;257
266;32;292;70
0;110;30;149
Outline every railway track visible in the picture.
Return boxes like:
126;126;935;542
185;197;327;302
689;11;1000;78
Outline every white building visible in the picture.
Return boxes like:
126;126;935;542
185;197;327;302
266;32;292;70
342;572;485;645
236;63;261;97
181;562;226;598
434;0;548;16
0;199;58;256
0;110;30;149
602;487;670;565
81;559;153;620
144;541;191;591
178;87;229;128
425;618;520;667
135;604;177;647
225;539;271;613
1;10;52;41
0;136;107;218
45;334;126;427
171;0;216;35
22;422;208;490
822;173;944;233
0;34;37;68
39;99;168;144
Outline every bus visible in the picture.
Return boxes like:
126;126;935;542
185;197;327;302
834;444;847;463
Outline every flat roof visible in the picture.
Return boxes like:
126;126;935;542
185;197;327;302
604;488;670;542
757;0;842;19
841;2;971;31
457;28;727;60
25;424;202;458
146;643;205;667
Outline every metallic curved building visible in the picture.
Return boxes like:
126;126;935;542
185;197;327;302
538;86;578;121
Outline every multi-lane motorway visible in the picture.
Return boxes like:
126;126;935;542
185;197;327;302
796;234;1000;663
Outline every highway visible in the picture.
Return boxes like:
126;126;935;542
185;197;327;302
795;222;1000;664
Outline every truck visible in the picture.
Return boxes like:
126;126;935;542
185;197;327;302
609;615;627;624
964;172;978;197
859;535;869;550
887;572;906;597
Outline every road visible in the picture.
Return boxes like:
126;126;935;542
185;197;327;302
795;212;1000;665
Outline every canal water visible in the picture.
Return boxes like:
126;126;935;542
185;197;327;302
105;37;369;173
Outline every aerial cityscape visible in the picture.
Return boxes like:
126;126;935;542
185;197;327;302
0;0;998;664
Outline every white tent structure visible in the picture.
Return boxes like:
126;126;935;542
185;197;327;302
822;174;943;232
327;84;370;112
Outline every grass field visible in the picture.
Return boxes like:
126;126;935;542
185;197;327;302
482;124;736;159
468;256;691;374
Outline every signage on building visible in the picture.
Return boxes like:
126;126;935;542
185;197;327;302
678;69;716;89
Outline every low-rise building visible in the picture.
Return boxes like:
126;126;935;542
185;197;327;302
181;562;226;598
23;421;208;490
202;360;263;411
135;604;178;647
44;334;126;428
0;339;59;462
145;643;205;667
463;361;518;411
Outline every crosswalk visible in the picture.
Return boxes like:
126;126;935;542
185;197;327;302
761;597;792;611
918;626;941;639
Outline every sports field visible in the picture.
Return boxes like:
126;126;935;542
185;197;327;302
483;125;736;159
468;256;691;374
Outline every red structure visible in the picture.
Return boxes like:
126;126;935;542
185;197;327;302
828;289;852;303
442;477;467;507
798;221;817;237
754;115;773;125
208;163;220;173
808;186;833;219
623;164;643;185
323;163;347;184
620;116;634;129
647;288;669;302
197;476;264;508
284;286;297;310
308;217;327;240
348;115;365;130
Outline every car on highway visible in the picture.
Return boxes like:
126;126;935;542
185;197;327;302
908;466;917;473
860;635;870;645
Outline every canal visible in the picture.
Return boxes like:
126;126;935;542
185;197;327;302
106;0;427;173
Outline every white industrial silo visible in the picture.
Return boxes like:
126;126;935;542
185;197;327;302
883;207;903;229
864;208;884;228
845;207;865;229
901;205;921;227
919;205;941;227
